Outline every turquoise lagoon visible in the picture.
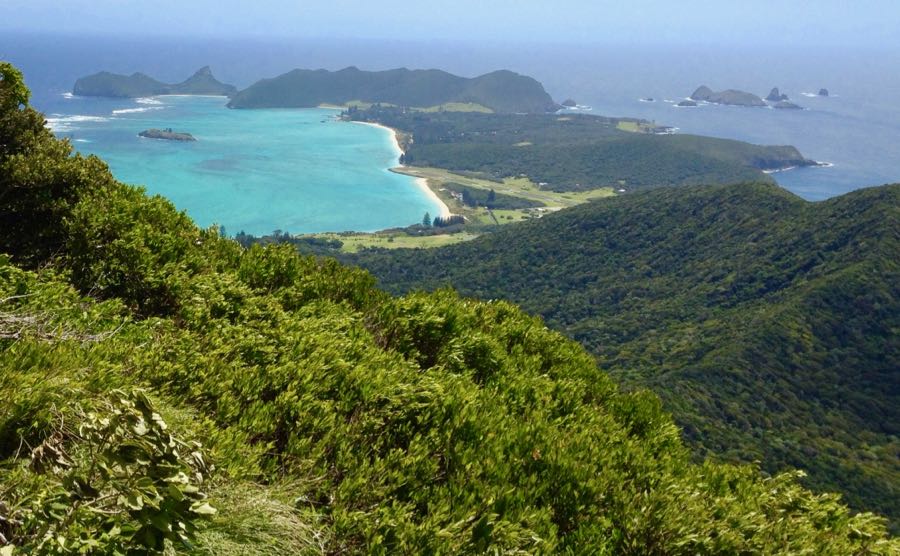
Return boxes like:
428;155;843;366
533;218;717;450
48;95;441;236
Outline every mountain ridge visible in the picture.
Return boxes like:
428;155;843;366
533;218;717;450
73;66;237;97
226;66;561;113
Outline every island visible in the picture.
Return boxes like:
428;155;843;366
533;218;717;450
819;88;830;97
226;67;561;113
138;128;196;141
690;85;767;107
773;101;803;110
766;87;789;102
73;66;236;98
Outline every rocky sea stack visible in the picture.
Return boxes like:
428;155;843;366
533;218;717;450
766;87;789;102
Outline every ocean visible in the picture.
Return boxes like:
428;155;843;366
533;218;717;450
3;33;899;233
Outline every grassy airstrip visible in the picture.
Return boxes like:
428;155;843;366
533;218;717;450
305;167;615;252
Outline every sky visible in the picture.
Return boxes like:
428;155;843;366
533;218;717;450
3;0;899;47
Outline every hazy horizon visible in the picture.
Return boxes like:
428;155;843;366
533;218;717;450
4;0;900;48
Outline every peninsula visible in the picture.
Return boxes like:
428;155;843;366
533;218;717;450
346;105;820;191
73;66;236;98
226;66;560;113
138;128;196;141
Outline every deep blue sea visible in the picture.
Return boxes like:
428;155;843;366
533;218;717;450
3;33;899;233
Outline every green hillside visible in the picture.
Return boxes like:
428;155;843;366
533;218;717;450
226;67;560;113
73;66;237;98
3;62;897;553
347;182;900;529
348;106;818;191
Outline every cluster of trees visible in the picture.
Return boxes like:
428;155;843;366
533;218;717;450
2;62;897;553
432;214;466;227
347;180;900;532
347;106;811;191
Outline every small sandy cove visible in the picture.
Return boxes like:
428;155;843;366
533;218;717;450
353;121;451;218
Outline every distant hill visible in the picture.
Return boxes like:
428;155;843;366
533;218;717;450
347;182;900;529
226;66;560;113
73;66;236;98
691;85;767;107
349;106;819;191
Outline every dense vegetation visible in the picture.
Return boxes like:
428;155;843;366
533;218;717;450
347;181;900;531
349;106;816;191
3;62;898;553
73;66;236;98
227;67;559;113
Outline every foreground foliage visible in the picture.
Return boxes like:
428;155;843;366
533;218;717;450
1;61;898;553
349;180;900;531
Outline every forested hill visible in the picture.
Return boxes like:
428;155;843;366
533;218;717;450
347;106;818;191
226;66;560;113
3;61;897;552
347;182;900;529
73;66;237;97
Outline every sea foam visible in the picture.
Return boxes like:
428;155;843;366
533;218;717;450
45;115;111;132
112;106;164;115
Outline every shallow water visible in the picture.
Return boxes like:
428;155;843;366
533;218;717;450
46;95;440;236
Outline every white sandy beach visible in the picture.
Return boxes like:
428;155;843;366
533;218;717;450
353;121;451;218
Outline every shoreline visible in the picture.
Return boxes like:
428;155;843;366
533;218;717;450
763;161;834;175
353;120;451;218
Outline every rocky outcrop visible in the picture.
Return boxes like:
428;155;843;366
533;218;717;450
766;87;789;102
774;101;803;110
819;88;830;97
138;128;196;141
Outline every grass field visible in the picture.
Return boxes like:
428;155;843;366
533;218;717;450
418;102;494;113
319;101;493;113
395;166;616;208
310;231;481;253
616;121;642;132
